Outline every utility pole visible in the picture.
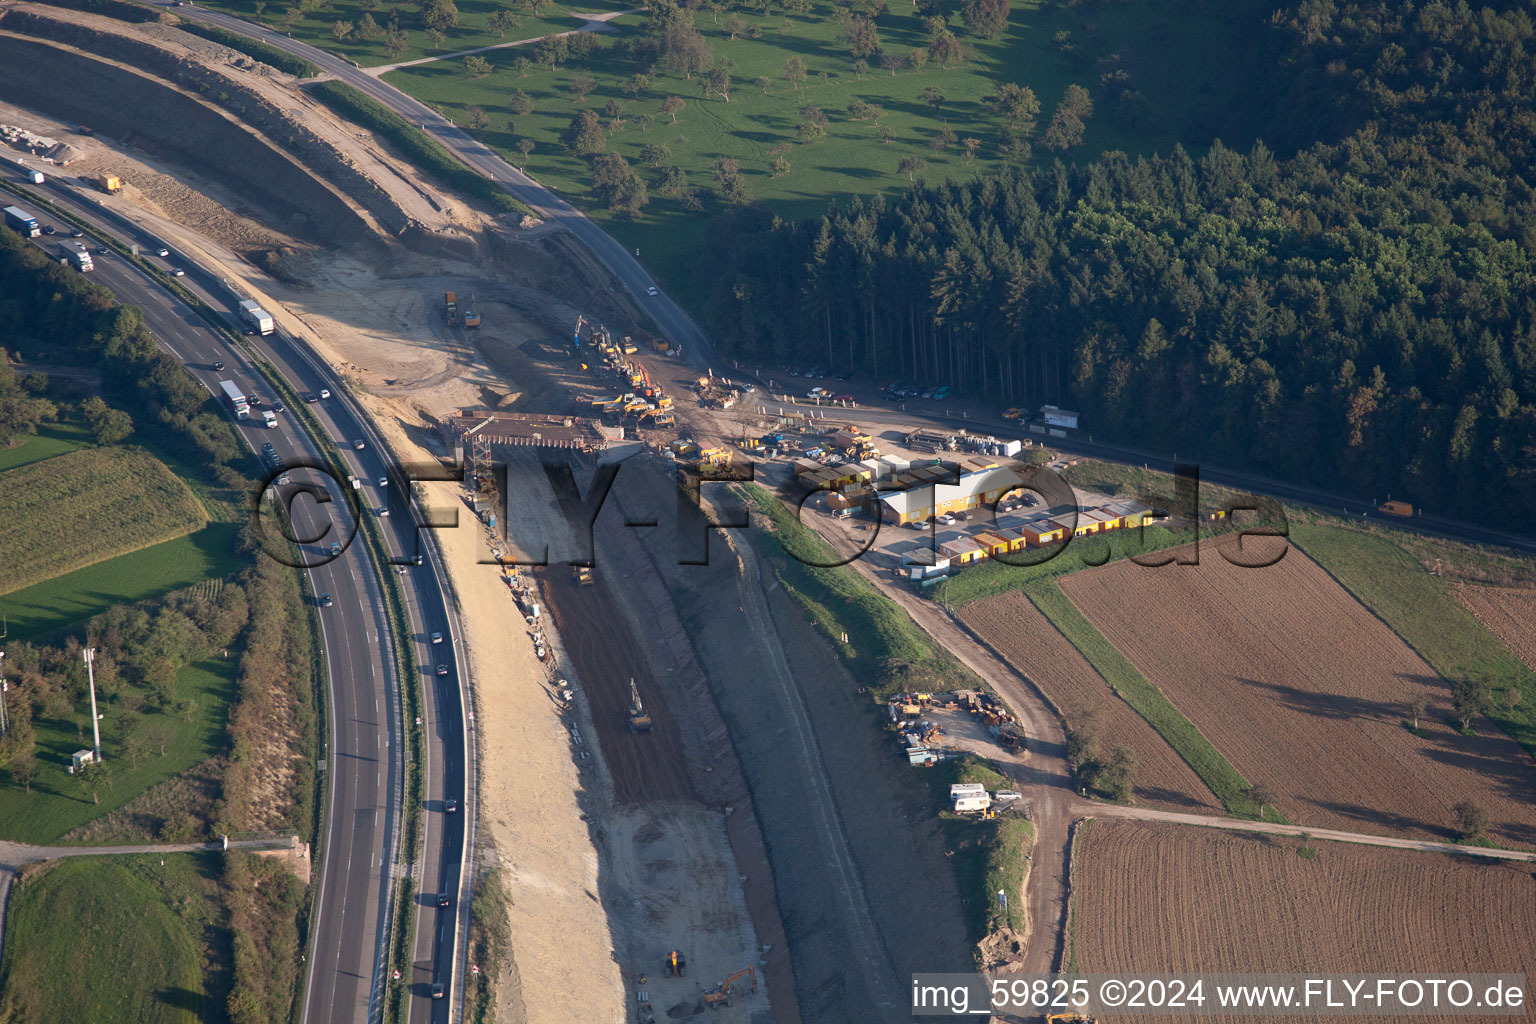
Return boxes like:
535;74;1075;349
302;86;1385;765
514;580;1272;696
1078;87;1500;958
83;647;102;760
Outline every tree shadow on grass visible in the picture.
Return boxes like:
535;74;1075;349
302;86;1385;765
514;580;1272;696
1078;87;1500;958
154;987;203;1014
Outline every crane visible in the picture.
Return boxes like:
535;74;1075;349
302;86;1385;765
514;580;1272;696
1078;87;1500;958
702;966;756;1008
628;678;653;733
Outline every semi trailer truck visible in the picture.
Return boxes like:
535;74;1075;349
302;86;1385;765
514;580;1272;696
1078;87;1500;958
3;205;40;237
238;300;275;335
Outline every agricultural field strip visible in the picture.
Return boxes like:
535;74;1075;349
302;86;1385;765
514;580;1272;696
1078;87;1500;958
959;590;1221;814
1455;584;1536;675
1060;549;1536;845
0;447;207;596
1071;819;1536;1024
1084;803;1536;864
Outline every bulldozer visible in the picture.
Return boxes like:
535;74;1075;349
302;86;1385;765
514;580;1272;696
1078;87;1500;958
702;966;756;1008
573;565;594;585
628;679;653;733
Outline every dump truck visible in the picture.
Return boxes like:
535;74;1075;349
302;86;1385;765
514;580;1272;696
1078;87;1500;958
92;174;121;194
444;291;459;327
463;293;481;328
3;205;40;237
652;337;670;352
238;299;275;336
1379;500;1414;518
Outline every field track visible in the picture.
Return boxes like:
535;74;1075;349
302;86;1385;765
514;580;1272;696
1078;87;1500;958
1073;820;1536;1023
960;591;1219;813
1060;550;1536;845
1457;584;1536;673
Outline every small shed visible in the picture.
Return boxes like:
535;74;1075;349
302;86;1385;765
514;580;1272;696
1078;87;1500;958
939;537;986;564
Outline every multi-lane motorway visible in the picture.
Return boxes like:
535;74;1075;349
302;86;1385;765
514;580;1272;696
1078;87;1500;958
5;179;474;1023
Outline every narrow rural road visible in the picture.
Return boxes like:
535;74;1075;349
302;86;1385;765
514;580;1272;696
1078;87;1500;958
1080;802;1536;862
361;9;636;76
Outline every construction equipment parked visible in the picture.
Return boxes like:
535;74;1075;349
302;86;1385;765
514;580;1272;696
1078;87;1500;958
91;174;121;193
463;293;481;328
664;950;686;978
702;966;756;1008
574;565;594;585
444;290;460;327
628;679;653;733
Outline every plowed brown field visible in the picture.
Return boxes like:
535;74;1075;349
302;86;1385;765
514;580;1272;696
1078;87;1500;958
961;592;1219;813
1061;551;1536;845
1457;584;1536;673
1072;820;1536;1024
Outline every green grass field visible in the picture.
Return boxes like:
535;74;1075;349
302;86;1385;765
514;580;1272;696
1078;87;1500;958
0;854;222;1024
0;656;236;844
0;447;209;597
0;421;93;473
1290;519;1536;755
0;522;243;643
381;0;1268;304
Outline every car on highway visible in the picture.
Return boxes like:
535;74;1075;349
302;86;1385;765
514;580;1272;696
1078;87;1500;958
329;541;341;556
806;387;829;398
377;475;387;486
319;388;331;399
70;228;83;238
273;401;285;412
933;385;952;400
352;439;365;450
437;892;452;907
646;285;659;296
171;267;186;277
431;983;445;1000
436;663;449;676
213;360;224;371
431;632;443;644
377;507;389;517
155;247;169;257
319;593;334;607
304;392;318;402
833;393;854;402
41;225;55;236
444;798;459;813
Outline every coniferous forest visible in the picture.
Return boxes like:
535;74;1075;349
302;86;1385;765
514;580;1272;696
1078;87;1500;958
699;1;1536;523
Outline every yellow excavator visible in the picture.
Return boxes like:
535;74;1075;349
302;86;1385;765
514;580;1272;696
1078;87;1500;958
1046;1014;1099;1024
702;966;756;1008
628;679;653;733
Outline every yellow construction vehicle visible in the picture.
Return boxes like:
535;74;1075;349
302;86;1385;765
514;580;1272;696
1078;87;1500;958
628;679;653;733
444;291;460;327
463;293;481;328
573;565;594;585
92;174;121;194
702;966;756;1008
1046;1014;1098;1024
664;950;686;978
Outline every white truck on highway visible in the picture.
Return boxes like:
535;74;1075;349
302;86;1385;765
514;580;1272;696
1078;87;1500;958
219;379;251;420
4;205;40;237
238;299;275;336
262;410;277;428
57;246;94;271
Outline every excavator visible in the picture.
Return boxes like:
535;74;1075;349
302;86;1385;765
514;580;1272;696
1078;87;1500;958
702;966;756;1008
628;679;653;733
664;949;686;978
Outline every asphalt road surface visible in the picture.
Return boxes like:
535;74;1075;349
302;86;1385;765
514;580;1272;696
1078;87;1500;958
6;178;474;1024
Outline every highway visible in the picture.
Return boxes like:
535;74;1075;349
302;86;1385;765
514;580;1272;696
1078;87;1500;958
6;179;475;1023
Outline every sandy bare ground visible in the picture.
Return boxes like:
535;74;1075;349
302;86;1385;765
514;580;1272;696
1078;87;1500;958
421;474;627;1024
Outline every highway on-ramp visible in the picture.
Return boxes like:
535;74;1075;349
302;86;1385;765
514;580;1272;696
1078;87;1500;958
7;178;475;1024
